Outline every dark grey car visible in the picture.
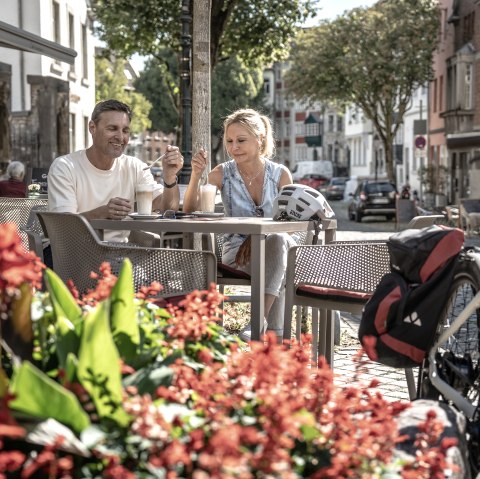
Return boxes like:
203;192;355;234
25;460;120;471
348;180;397;222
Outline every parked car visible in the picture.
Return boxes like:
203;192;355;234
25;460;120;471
321;176;349;200
298;174;330;191
348;180;397;222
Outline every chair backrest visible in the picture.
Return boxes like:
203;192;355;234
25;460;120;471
291;243;390;293
37;211;216;296
0;197;48;248
406;214;444;229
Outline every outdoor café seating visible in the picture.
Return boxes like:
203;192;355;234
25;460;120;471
0;197;48;251
283;242;417;400
36;211;216;297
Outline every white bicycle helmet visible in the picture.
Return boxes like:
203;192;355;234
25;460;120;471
272;184;335;221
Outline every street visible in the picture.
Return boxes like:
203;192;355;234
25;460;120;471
330;199;396;242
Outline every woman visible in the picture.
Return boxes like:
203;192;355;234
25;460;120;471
183;108;297;339
0;161;27;197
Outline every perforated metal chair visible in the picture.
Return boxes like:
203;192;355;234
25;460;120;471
37;211;216;297
0;197;48;250
283;242;417;400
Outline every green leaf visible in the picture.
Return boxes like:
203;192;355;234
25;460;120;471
122;365;173;395
109;259;139;362
8;361;90;433
77;302;130;427
55;310;81;369
45;268;82;328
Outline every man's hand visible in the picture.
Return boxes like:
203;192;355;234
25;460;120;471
162;145;184;183
106;197;131;219
235;236;251;267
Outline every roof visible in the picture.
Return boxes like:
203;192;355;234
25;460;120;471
0;20;76;64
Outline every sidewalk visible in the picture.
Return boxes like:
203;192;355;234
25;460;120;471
334;312;412;402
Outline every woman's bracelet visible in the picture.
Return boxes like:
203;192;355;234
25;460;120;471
163;176;178;189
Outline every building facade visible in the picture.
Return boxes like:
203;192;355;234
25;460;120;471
264;62;347;177
0;0;95;174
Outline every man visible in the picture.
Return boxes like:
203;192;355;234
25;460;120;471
48;99;183;242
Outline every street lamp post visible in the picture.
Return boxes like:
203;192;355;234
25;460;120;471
178;0;192;184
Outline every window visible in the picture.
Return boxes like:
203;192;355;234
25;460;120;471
69;113;76;152
263;78;271;95
439;75;443;112
328;114;334;132
295;121;304;136
432;78;438;113
337;116;343;132
68;13;75;73
305;123;319;136
83;116;89;148
82;24;88;80
465;63;472;109
52;1;60;43
446;62;456;110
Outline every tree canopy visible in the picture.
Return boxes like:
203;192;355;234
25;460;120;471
134;54;266;164
285;0;439;183
95;56;152;134
91;0;318;69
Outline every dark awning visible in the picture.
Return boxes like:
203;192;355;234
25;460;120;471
0;20;76;64
446;132;480;148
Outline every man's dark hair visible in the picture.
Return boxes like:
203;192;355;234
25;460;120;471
91;99;132;124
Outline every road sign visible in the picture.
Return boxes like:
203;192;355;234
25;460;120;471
415;135;426;149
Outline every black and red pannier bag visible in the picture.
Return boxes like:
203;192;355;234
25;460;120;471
359;225;464;368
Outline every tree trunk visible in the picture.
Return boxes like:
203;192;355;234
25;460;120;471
192;0;211;178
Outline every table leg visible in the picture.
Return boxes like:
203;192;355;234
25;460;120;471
324;228;336;244
250;234;265;341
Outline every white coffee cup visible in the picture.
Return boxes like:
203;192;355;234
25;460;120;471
200;184;217;213
136;183;154;215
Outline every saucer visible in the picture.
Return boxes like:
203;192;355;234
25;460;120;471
128;213;162;220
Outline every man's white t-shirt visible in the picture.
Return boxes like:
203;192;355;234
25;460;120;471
48;150;162;242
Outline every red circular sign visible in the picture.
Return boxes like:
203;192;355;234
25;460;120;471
415;136;426;149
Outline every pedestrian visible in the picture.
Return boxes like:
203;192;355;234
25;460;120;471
183;108;297;340
0;161;27;197
48;99;184;242
400;183;411;200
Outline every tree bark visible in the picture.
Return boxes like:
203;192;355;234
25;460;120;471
192;0;211;177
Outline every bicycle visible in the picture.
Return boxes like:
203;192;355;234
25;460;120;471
416;247;480;477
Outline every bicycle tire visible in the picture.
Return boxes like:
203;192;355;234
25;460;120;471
417;249;480;475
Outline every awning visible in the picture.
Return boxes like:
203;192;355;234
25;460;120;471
446;131;480;148
0;20;76;64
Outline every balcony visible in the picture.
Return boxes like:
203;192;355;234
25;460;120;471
441;109;474;135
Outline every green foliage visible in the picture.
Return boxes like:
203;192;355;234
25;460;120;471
8;361;91;433
133;53;179;133
286;0;439;182
211;56;267;163
95;56;152;134
91;0;318;68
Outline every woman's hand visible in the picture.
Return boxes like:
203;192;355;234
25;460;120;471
191;148;207;178
235;236;251;267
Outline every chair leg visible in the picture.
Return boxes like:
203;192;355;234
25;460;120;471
325;310;334;368
404;368;417;401
311;307;319;366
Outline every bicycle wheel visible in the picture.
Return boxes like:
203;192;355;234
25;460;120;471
417;250;480;475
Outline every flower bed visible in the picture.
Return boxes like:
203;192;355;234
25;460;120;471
0;222;455;478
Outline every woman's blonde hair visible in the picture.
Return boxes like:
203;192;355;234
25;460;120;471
223;109;275;159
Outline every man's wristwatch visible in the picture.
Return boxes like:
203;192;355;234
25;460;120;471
163;176;178;189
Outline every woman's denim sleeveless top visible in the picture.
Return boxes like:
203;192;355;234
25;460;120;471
221;159;287;256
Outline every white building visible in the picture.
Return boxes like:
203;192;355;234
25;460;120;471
0;0;95;169
344;86;428;196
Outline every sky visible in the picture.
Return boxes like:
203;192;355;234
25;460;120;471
129;0;378;72
314;0;377;22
